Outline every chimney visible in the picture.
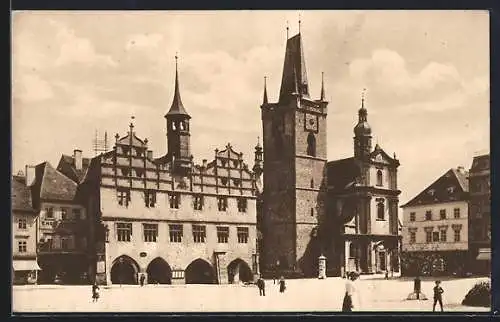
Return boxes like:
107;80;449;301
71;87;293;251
457;166;464;173
202;159;208;168
74;149;83;171
147;150;153;159
25;165;36;186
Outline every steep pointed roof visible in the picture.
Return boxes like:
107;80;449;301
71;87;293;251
401;168;469;208
166;56;190;118
11;175;36;213
31;162;79;207
279;33;310;102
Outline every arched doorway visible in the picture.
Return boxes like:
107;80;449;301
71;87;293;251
185;259;215;284
227;259;253;284
110;255;139;285
147;257;172;284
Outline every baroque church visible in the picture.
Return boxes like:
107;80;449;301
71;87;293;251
259;29;402;278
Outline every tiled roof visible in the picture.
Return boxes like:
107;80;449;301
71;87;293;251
57;154;91;183
327;157;361;191
11;175;35;212
401;168;469;208
33;162;78;203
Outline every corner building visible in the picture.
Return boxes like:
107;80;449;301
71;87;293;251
81;61;259;285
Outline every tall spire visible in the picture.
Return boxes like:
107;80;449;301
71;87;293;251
279;30;309;102
263;76;268;104
320;72;325;101
166;53;190;118
286;20;289;39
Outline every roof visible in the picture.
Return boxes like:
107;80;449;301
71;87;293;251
470;154;490;172
279;33;310;102
11;175;36;213
32;162;78;205
57;154;91;183
401;168;469;208
327;157;361;191
117;131;147;148
165;62;190;118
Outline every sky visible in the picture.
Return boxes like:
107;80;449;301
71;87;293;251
11;10;489;205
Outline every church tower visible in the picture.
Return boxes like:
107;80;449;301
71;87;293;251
353;92;372;160
260;28;328;277
165;55;192;175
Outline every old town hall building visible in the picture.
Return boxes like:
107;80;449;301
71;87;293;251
260;30;402;278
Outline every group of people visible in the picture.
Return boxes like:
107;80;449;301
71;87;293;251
256;275;286;296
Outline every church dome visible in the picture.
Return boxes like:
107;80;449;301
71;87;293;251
354;107;371;135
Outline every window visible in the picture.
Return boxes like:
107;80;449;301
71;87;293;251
193;195;204;211
410;212;416;222
218;197;228;211
233;179;241;187
307;133;316;157
440;209;446;220
117;222;132;242
143;224;158;242
145;190;156;208
425;211;432;221
427;189;435;196
117;188;131;207
122;146;130;156
440;229;447;242
233;160;239;168
377;201;385;220
426;231;432;243
237;227;249;243
310;208;314;217
376;170;383;186
192;225;206;243
136;169;144;178
46;207;54;219
454;229;461;242
73;208;83;220
310;179;314;188
454;208;460;219
169;224;183;243
217;226;229;243
221;178;228;186
432;231;439;242
169;193;180;209
121;168;130;176
410;231;416;244
237;198;247;212
61;208;68;220
61;237;70;250
18;218;27;229
18;240;27;253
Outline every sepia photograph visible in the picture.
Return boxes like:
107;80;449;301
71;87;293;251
11;10;491;313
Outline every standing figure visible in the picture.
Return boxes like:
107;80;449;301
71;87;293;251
342;272;361;312
279;276;286;293
140;273;145;287
257;276;266;296
385;270;389;280
432;280;444;312
92;281;100;303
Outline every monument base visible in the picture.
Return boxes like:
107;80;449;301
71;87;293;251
406;292;428;300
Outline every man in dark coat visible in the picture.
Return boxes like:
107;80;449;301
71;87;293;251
257;276;266;296
433;280;444;312
140;273;146;287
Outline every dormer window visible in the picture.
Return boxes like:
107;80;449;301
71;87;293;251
427;189;435;196
447;186;456;194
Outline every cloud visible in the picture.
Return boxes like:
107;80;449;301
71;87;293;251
12;73;54;102
48;20;117;67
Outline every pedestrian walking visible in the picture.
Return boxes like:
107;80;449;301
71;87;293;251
278;276;286;293
342;272;361;312
140;273;145;287
385;270;389;280
432;280;444;312
257;276;266;296
91;281;100;303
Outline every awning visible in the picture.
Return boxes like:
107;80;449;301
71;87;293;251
476;248;491;261
13;260;41;271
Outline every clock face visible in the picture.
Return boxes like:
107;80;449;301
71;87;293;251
305;113;318;132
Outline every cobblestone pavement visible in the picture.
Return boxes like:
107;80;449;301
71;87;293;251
12;276;490;313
